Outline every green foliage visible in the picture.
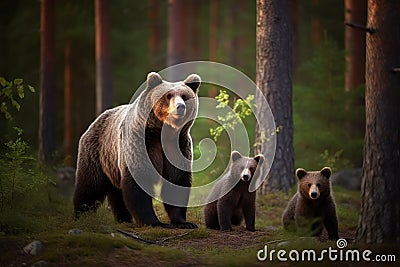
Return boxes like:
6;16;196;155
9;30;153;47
0;77;35;120
0;128;48;210
293;36;364;170
209;90;255;142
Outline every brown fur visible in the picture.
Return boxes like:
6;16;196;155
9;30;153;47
282;167;339;240
204;151;264;231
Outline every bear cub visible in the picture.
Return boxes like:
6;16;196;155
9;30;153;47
204;151;264;231
282;167;339;240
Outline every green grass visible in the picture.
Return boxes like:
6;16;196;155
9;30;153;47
1;181;397;267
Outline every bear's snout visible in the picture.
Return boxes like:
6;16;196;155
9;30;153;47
176;102;186;115
309;184;320;199
169;95;187;117
240;168;251;181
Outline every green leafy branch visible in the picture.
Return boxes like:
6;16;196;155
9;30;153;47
210;90;255;142
0;77;35;120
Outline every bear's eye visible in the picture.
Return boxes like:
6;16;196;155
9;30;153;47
316;183;321;188
307;183;311;188
181;94;188;101
166;93;172;100
249;167;255;173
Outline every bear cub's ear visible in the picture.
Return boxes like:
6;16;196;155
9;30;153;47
184;74;201;93
147;72;163;90
231;151;242;162
320;167;332;179
254;154;264;165
296;168;307;180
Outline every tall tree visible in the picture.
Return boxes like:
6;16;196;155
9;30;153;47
208;0;219;98
311;0;322;46
39;0;56;164
344;0;367;92
166;0;187;80
148;0;162;69
356;0;400;243
64;40;72;166
95;0;112;115
255;0;295;193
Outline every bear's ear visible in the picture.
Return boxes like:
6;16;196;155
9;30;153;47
147;72;163;90
184;74;201;93
254;154;264;165
296;168;307;180
231;151;242;162
320;167;332;179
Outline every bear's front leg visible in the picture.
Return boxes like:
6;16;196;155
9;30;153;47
242;195;256;232
164;204;197;229
324;200;339;240
217;200;235;231
161;179;198;229
121;176;166;227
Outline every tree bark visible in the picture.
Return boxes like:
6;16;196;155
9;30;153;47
208;0;219;98
166;0;187;80
148;0;162;70
311;0;322;46
64;40;72;166
356;0;400;244
39;0;56;164
344;0;366;91
95;0;112;116
187;0;200;60
255;0;295;194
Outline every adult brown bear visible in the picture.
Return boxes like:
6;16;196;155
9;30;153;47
73;72;200;229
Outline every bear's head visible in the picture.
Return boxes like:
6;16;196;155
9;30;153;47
230;151;264;182
146;72;201;129
296;167;332;200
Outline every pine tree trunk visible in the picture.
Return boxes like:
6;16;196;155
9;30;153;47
39;0;56;164
345;0;366;91
148;0;162;69
95;0;112;116
255;0;295;194
311;0;322;46
356;0;400;244
166;0;187;80
64;40;72;166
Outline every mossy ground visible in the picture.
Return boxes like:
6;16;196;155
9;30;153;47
0;184;398;267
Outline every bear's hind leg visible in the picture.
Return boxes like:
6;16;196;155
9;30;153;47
107;186;132;223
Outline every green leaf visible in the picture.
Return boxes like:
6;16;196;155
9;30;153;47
0;77;6;87
11;99;20;111
14;78;23;85
17;85;24;98
28;85;35;93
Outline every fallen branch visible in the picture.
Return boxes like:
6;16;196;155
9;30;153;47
344;21;376;34
116;229;157;245
116;228;192;245
158;231;191;243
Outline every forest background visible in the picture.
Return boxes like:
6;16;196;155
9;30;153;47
0;0;363;174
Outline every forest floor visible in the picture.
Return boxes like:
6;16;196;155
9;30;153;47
0;185;398;267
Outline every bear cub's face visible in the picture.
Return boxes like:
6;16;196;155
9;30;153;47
296;167;332;200
230;151;264;182
146;72;201;129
